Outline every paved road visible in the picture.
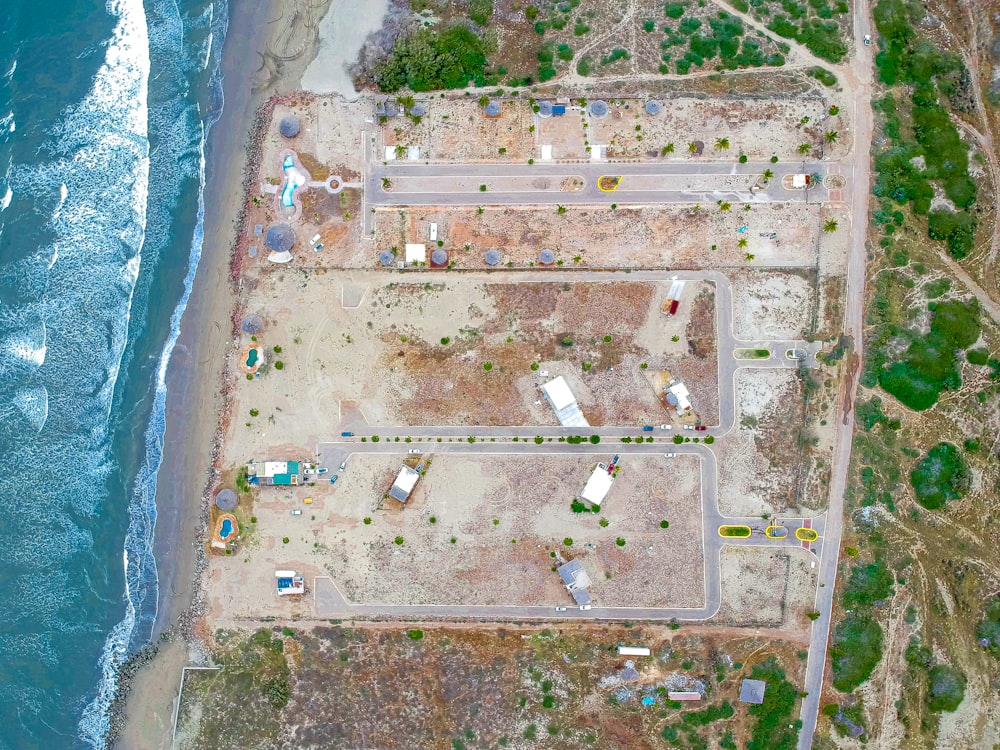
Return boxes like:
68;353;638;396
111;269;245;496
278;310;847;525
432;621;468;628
796;3;875;747
366;159;836;208
311;440;823;621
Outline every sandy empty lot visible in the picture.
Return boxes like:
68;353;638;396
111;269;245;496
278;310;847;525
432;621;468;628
716;546;818;627
730;269;816;340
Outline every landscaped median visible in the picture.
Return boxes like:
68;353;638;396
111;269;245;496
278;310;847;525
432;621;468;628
717;524;752;538
597;175;622;193
734;348;771;360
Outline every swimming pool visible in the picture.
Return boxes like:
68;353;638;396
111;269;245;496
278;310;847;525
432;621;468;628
219;518;234;539
281;154;304;208
245;347;258;368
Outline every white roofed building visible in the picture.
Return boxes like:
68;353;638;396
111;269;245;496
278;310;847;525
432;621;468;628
389;465;420;502
581;463;614;506
404;243;427;264
667;381;692;412
542;376;589;427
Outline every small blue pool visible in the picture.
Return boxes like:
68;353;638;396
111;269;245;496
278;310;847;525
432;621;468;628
642;696;656;706
219;518;234;539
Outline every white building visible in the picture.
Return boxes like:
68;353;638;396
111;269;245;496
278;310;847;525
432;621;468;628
667;381;692;412
389;465;420;502
275;570;305;596
404;243;427;264
581;463;614;506
617;646;651;656
541;376;589;427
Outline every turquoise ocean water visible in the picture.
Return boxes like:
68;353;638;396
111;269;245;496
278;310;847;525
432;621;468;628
0;0;226;746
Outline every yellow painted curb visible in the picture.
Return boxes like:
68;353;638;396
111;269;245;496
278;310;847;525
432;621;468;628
765;525;787;539
795;527;819;542
718;524;752;538
598;175;623;193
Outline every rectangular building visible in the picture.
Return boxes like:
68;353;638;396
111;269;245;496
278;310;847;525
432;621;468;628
389;465;420;503
581;464;614;506
260;461;300;486
617;646;651;656
541;376;589;427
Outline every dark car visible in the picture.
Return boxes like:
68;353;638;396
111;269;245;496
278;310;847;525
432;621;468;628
642;425;654;431
695;425;708;431
341;431;354;437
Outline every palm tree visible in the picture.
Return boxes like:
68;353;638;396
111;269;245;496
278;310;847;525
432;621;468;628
744;253;755;261
762;169;774;182
718;201;732;212
797;143;811;155
688;141;699;154
663;143;675;155
556;204;567;215
715;137;730;151
824;219;838;233
738;237;748;249
824;130;839;144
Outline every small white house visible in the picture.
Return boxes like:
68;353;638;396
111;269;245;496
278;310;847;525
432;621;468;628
404;243;427;264
581;464;614;506
667;382;692;412
541;376;589;427
617;646;651;656
429;223;438;242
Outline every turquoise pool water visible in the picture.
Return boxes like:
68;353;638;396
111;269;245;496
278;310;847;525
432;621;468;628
245;347;258;368
281;155;301;208
219;518;234;539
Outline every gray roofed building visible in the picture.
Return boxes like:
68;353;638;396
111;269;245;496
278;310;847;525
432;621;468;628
485;249;501;266
215;489;238;511
409;103;426;117
539;248;555;265
570;587;592;605
739;678;767;704
485;100;501;117
279;117;300;138
431;248;448;266
241;315;264;335
588;100;609;117
538;101;554;117
645;100;661;115
558;558;593;604
379;250;395;266
265;224;296;253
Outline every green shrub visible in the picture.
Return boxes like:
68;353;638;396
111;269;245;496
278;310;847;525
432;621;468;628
910;442;969;509
843;560;894;608
575;56;592;75
807;66;837;86
557;43;574;61
664;2;685;18
977;596;1000;658
927;664;966;712
375;26;488;92
966;348;989;365
469;0;493;26
601;48;630;65
831;613;883;692
407;628;424;640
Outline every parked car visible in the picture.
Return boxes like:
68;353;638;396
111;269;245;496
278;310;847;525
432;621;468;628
555;606;567;612
683;425;695;431
290;509;302;516
863;34;871;45
329;476;338;485
408;448;420;454
664;453;677;458
317;467;328;474
303;468;316;475
340;431;354;437
642;425;654;432
579;604;592;611
338;463;346;472
660;424;672;430
695;425;708;431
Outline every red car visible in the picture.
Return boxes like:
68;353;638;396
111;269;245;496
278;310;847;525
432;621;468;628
695;425;708;431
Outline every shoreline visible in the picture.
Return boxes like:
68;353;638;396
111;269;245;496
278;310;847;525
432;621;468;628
113;1;277;747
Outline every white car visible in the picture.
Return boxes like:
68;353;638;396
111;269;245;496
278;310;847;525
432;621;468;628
664;453;677;458
579;604;592;611
303;468;316;475
290;509;302;516
863;34;871;46
683;425;695;431
660;424;672;430
408;448;420;454
338;463;346;472
555;606;567;612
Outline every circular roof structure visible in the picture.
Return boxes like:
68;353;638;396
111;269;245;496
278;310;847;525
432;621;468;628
485;100;501;117
485;250;501;266
265;224;295;253
279;116;300;138
538;101;554;118
588;100;608;118
431;249;448;266
215;489;238;511
539;248;555;265
379;250;395;266
241;315;264;335
409;104;426;117
645;100;661;116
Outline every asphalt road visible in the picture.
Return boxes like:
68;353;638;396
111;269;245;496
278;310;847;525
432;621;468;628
311;440;824;622
796;4;875;747
366;159;836;208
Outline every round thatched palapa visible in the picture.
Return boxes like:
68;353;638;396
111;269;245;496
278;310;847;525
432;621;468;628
539;248;555;265
279;116;300;138
265;224;296;253
241;314;264;335
588;100;608;118
431;249;448;267
537;101;554;118
645;100;661;116
485;250;501;266
379;250;395;266
215;488;238;511
485;101;501;117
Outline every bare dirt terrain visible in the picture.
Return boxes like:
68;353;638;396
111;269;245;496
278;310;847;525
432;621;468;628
716;546;818;629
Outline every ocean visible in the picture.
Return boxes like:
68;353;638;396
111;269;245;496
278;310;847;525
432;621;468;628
0;0;226;746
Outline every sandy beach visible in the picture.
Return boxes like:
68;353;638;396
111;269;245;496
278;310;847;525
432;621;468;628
114;0;393;743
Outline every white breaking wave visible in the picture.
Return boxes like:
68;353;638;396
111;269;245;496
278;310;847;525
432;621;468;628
13;385;48;432
1;187;10;210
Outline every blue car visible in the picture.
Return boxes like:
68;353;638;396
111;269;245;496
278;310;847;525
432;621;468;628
341;431;353;437
329;476;338;485
642;425;654;431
